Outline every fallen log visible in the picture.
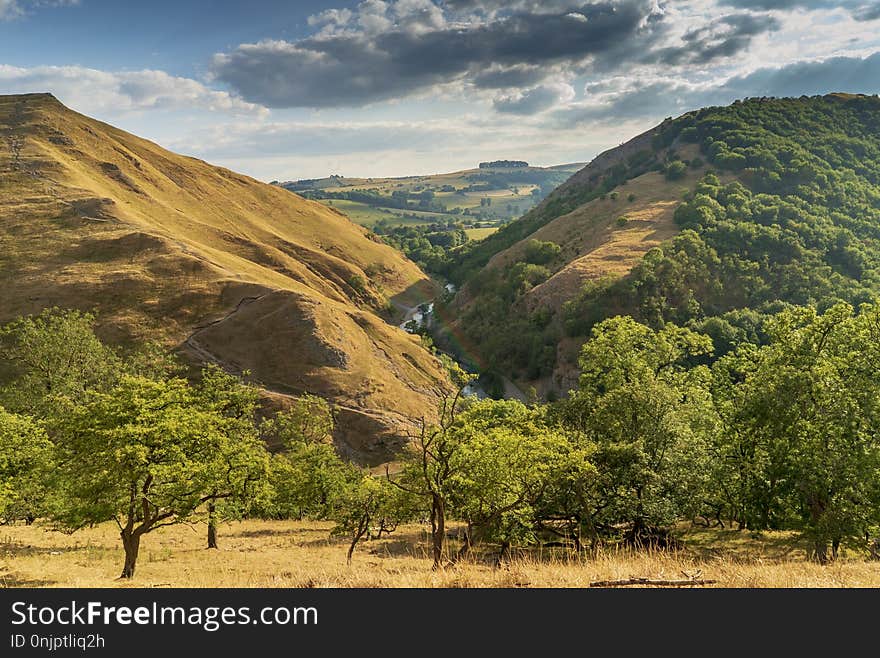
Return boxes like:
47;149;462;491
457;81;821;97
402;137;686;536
589;577;716;588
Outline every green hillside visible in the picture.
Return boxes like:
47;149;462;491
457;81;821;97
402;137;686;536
445;94;880;395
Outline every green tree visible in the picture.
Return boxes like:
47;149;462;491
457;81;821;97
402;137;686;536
49;374;269;578
448;399;596;559
261;398;352;522
714;303;880;562
524;239;561;265
558;316;716;545
664;160;687;180
390;391;470;569
0;407;53;525
330;474;418;565
194;366;271;549
0;308;120;414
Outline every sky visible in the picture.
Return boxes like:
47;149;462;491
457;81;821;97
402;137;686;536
1;0;879;181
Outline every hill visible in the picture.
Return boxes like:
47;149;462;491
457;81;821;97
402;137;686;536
444;94;880;397
277;162;584;282
276;162;584;229
0;92;452;464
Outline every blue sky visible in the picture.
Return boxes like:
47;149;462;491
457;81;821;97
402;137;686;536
2;0;879;180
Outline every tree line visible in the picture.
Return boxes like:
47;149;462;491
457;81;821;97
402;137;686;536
2;304;879;578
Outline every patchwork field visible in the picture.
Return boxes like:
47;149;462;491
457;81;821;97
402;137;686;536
279;163;584;230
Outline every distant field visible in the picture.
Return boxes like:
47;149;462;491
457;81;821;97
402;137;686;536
2;519;878;588
323;199;442;227
279;163;584;229
465;227;499;240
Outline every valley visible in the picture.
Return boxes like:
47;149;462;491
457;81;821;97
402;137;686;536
3;92;880;585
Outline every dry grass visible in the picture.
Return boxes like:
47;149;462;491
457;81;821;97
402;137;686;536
464;227;499;241
1;520;878;588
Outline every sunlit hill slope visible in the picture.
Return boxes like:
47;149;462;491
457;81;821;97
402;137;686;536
0;92;452;463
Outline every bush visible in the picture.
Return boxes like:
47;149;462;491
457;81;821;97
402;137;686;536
348;275;368;296
524;239;561;265
665;161;687;181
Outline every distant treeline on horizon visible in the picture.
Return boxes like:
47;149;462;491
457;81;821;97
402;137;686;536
478;160;529;169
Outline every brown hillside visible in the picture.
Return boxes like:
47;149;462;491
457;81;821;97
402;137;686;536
0;93;450;463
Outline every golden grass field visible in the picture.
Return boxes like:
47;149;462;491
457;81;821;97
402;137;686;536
2;519;878;588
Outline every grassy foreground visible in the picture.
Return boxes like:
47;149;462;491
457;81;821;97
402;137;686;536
1;520;878;588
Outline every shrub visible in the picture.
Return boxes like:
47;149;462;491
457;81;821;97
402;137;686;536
664;161;688;181
524;239;561;265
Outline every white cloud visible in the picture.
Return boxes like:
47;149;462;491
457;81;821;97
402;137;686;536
0;0;23;20
0;0;78;20
0;65;266;116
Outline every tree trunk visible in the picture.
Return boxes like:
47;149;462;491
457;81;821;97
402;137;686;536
431;494;445;570
347;515;370;566
808;496;828;565
831;537;841;562
455;522;474;562
495;541;510;567
120;530;141;579
207;503;218;549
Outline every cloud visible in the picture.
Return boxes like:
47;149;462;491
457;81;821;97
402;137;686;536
651;12;781;65
0;0;78;20
472;64;550;90
0;0;23;19
170;118;473;160
0;65;267;116
494;81;576;114
211;0;660;108
719;50;880;97
555;50;880;126
718;0;880;20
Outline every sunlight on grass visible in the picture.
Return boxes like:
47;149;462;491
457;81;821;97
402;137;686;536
2;520;878;588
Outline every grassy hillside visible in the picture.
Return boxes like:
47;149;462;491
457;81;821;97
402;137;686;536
445;94;880;397
0;93;452;463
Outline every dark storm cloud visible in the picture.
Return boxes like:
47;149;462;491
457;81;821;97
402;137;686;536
555;51;880;125
718;0;880;20
472;64;549;90
651;12;781;65
211;0;659;108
